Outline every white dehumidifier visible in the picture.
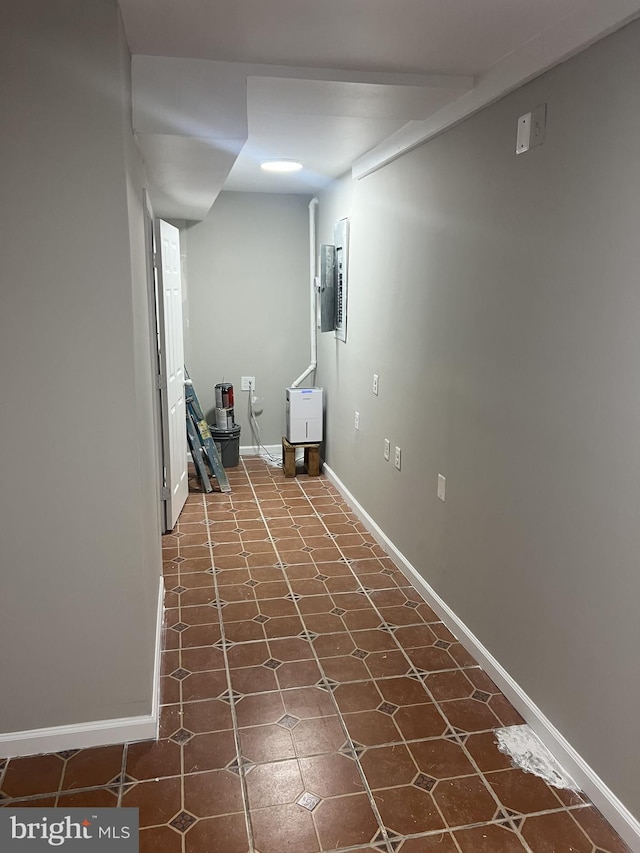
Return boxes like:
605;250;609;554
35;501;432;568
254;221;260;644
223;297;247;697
286;388;323;443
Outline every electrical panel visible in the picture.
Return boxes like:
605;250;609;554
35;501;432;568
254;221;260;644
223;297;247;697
319;244;335;333
319;217;350;341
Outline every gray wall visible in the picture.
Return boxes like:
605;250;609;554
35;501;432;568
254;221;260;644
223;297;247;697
317;20;640;817
184;193;311;447
0;1;162;733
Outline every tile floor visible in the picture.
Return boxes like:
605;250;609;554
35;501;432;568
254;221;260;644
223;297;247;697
0;457;632;853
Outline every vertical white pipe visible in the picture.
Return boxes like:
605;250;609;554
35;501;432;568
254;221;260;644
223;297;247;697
291;196;319;388
309;196;318;368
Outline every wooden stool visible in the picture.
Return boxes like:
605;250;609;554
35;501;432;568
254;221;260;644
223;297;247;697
282;437;321;477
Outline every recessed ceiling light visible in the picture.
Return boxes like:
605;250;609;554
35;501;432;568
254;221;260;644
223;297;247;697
260;159;303;173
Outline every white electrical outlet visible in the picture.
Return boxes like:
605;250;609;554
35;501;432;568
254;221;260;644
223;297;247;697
394;446;401;470
384;438;390;461
517;104;546;154
373;373;379;395
516;111;532;154
241;376;255;391
437;474;446;501
354;411;360;430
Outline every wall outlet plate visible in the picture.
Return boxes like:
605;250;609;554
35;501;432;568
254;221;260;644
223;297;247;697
437;473;446;501
516;104;546;154
384;438;390;461
354;411;360;430
516;111;531;154
373;373;379;395
394;446;401;470
241;376;255;391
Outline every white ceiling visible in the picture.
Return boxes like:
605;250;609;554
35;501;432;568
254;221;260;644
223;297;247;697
118;0;640;220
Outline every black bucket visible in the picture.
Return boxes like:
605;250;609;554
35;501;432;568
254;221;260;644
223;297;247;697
209;424;241;468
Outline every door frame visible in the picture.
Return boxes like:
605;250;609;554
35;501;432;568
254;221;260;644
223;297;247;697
154;217;189;531
143;190;171;532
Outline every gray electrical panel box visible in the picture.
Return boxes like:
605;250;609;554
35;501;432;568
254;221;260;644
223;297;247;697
319;244;335;333
319;218;350;341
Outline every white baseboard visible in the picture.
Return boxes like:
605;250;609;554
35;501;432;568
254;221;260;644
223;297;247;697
0;577;164;758
240;445;310;464
323;463;640;850
149;575;164;740
240;444;281;458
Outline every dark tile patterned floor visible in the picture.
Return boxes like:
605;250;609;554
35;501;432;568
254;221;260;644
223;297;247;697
0;458;632;853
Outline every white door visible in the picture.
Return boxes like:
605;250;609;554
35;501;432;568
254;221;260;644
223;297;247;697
155;219;188;531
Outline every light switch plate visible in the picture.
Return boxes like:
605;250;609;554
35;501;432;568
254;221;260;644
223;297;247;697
516;112;531;154
516;104;546;154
